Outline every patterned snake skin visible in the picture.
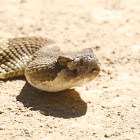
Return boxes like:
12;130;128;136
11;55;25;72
0;37;54;79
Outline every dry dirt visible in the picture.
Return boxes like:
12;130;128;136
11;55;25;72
0;0;140;140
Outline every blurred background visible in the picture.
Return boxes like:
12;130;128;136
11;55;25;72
0;0;140;139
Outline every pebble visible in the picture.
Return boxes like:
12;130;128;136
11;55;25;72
117;111;121;116
87;101;92;104
101;105;106;108
132;104;136;107
103;86;108;88
106;114;110;117
0;111;4;114
25;114;33;117
0;127;5;130
95;45;100;51
104;132;112;138
105;57;111;61
7;107;12;110
131;126;135;130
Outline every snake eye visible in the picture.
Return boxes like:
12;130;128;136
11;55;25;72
57;56;72;66
72;69;78;74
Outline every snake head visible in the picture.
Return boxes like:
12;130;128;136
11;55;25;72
25;48;100;92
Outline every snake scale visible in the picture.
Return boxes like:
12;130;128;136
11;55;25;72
0;37;100;92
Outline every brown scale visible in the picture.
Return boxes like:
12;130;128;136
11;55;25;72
0;37;54;79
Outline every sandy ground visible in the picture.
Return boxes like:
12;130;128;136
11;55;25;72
0;0;140;140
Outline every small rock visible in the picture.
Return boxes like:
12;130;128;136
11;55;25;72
104;132;112;138
26;114;33;117
87;101;92;104
7;107;12;110
107;70;112;74
0;127;5;130
101;105;106;108
132;104;136;107
117;111;121;116
112;51;115;54
131;126;135;129
105;57;111;61
92;132;96;135
103;86;108;88
25;131;29;134
0;111;4;114
95;45;100;51
106;114;110;117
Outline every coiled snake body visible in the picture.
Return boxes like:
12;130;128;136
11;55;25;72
0;37;100;92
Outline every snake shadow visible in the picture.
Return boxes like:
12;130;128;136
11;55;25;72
16;82;87;119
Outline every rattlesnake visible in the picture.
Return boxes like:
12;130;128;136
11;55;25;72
0;37;100;92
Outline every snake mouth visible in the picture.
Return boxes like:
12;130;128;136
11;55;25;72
92;64;100;72
60;56;101;79
66;64;100;78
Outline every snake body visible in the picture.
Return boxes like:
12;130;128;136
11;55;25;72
0;37;100;92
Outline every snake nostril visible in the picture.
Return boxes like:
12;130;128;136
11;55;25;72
92;69;97;72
